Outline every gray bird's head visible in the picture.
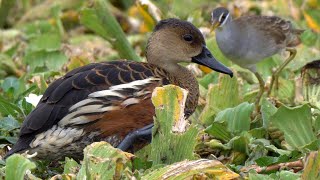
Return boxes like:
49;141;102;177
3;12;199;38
211;7;230;30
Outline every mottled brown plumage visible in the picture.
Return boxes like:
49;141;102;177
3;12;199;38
5;18;232;160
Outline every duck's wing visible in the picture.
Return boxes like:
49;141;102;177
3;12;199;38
8;61;169;156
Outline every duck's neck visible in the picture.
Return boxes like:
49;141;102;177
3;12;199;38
152;62;199;117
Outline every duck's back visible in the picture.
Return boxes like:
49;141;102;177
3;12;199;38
6;61;171;160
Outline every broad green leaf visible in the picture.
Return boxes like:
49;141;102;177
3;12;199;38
227;133;251;154
151;85;198;165
255;155;289;167
301;29;318;46
246;139;269;165
278;171;300;180
249;172;273;180
0;117;20;131
207;38;232;67
23;50;68;71
79;9;108;41
5;154;37;180
257;56;279;78
249;170;300;180
205;122;231;142
198;71;218;89
28;34;61;52
0;96;23;117
0;136;17;144
77;142;133;179
215;102;254;135
22;20;59;39
200;74;240;126
20;98;33;116
132;157;153;170
80;0;141;61
248;128;266;139
270;104;317;150
63;157;79;174
275;77;295;104
205;139;231;150
1;77;20;93
302;139;320;151
264;144;292;156
142;159;239;179
261;98;277;128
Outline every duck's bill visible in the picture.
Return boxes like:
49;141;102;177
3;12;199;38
192;46;233;77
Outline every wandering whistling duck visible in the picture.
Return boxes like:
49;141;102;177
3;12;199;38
5;18;233;160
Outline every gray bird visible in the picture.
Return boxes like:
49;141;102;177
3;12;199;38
211;7;304;108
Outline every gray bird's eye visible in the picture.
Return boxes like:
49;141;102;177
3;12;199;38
219;13;227;22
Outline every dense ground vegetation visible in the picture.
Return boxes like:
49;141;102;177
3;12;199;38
0;0;319;179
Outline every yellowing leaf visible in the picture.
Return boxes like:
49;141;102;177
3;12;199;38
142;159;239;179
136;0;162;32
303;10;320;33
302;151;320;179
199;65;213;74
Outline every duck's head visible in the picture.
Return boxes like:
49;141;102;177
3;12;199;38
146;18;233;77
211;7;230;30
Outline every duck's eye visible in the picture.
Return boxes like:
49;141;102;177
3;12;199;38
183;34;193;42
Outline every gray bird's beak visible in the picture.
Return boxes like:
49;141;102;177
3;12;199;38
211;18;220;31
192;45;233;77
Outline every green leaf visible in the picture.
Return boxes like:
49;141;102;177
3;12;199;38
63;157;79;174
5;154;37;180
0;117;20;131
255;155;289;167
302;151;320;179
20;98;34;116
314;115;320;134
151;85;198;165
0;53;18;78
23;50;67;71
1;77;20;93
132;157;152;170
200;74;240;126
249;171;273;180
215;102;254;135
227;133;251;154
28;34;61;52
198;71;218;89
80;0;141;61
248;128;266;139
205;122;231;142
301;29;318;46
142;159;239;179
77;142;133;179
22;20;59;39
261;98;277;128
0;96;23;117
0;136;17;144
278;171;300;180
270;104;317;150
